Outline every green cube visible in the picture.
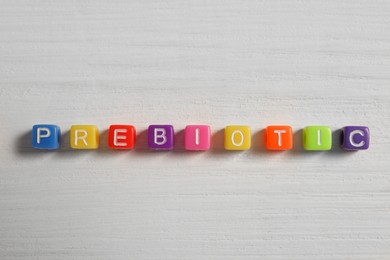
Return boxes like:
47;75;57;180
303;126;332;151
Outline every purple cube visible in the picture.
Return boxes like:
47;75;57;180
342;126;370;150
148;125;174;150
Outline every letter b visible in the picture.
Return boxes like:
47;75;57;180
148;125;174;150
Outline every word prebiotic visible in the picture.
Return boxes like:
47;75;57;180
32;124;370;152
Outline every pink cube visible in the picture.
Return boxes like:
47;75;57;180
184;125;211;151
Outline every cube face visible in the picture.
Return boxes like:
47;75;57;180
70;125;99;149
303;126;332;151
185;125;211;151
224;125;251;150
108;125;136;149
148;125;174;150
342;126;369;150
32;124;61;150
266;125;293;150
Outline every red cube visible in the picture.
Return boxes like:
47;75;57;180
108;125;136;149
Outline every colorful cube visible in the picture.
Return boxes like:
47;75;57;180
148;125;174;150
184;125;211;151
266;125;293;150
224;125;251;150
108;125;136;149
303;126;332;151
70;125;99;149
341;126;369;150
32;124;61;150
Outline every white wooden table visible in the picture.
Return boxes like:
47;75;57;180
0;1;389;259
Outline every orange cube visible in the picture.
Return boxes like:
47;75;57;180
266;125;293;150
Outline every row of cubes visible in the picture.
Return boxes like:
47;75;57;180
32;124;369;151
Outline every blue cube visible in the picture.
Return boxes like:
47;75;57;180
32;124;61;150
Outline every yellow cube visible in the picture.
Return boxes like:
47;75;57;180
224;125;251;150
70;125;99;149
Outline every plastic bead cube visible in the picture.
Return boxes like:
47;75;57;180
148;125;174;150
341;126;369;150
184;125;211;151
70;125;99;149
108;125;136;149
266;125;293;150
32;124;61;150
224;125;251;150
303;126;332;151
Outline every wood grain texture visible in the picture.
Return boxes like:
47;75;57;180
0;0;389;259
